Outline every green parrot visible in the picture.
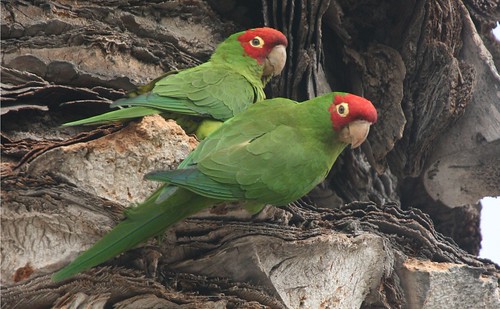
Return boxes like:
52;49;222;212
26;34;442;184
52;92;378;282
63;27;288;138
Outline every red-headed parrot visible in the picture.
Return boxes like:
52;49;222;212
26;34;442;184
63;27;288;138
52;92;378;281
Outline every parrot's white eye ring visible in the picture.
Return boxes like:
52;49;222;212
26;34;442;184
337;103;349;117
250;36;264;48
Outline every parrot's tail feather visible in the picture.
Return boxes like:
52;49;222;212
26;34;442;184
52;188;213;282
110;94;201;117
61;106;161;126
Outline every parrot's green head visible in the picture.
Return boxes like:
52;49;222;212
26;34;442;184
328;93;378;148
214;27;288;80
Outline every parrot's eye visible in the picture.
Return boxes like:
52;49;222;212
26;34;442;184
250;36;264;48
336;103;349;117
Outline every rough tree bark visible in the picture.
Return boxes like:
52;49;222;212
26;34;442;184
1;0;499;308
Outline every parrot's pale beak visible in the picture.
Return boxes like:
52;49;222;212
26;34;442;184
263;45;287;77
339;120;372;148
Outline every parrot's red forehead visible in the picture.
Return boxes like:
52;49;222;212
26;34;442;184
238;28;288;47
237;27;288;62
329;94;378;131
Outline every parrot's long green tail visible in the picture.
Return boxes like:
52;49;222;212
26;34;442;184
52;187;214;282
62;106;160;126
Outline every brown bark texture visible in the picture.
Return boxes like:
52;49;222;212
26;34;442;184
1;0;499;308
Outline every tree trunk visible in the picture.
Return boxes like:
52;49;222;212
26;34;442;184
1;0;499;308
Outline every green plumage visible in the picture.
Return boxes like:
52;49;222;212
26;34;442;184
62;31;267;129
52;187;216;282
148;92;346;205
52;92;351;282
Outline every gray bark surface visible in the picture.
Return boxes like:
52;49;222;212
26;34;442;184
1;0;499;308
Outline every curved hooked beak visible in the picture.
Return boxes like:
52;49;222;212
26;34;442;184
338;120;372;149
263;45;287;77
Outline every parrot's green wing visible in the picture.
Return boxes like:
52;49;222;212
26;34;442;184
147;167;246;201
112;63;262;121
63;64;263;127
111;93;204;116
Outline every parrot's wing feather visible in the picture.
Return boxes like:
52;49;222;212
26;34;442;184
127;70;178;97
62;106;161;126
113;64;259;120
146;168;245;201
187;98;294;162
197;125;320;204
152;141;203;204
189;98;294;155
110;93;202;116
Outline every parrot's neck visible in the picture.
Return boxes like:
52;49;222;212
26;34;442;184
211;43;265;91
